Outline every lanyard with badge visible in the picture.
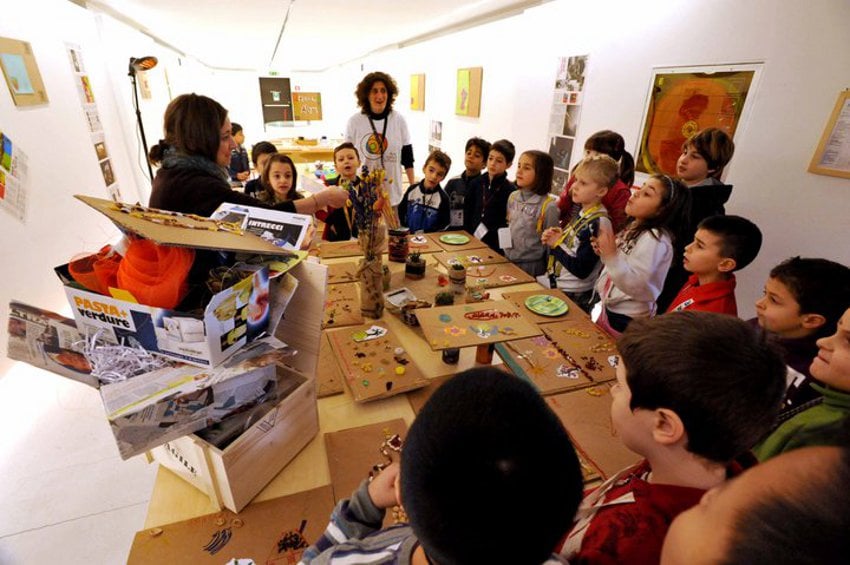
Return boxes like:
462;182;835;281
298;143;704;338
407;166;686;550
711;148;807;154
546;203;606;288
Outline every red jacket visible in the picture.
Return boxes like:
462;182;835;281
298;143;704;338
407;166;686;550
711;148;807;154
666;273;737;316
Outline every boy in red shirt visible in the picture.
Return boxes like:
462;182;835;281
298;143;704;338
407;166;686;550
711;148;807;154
559;312;785;564
667;215;762;315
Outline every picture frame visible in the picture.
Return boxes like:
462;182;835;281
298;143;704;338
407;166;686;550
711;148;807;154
456;67;483;117
410;74;425;111
808;89;850;179
634;63;762;177
0;36;48;107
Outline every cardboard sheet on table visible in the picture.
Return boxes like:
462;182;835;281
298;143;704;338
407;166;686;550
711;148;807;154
464;262;535;289
326;323;429;401
432;249;509;269
415;300;541;350
127;485;335;564
406;233;443;254
546;387;641;479
502;288;586;324
319;239;388;259
495;334;595;395
540;319;618;383
322;283;363;328
326;261;359;284
325;418;408;528
433;230;488;252
317;332;344;398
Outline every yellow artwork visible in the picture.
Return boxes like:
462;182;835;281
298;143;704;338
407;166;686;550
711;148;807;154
455;67;483;117
410;74;425;111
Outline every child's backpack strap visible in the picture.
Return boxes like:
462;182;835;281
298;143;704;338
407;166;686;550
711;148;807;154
535;194;556;234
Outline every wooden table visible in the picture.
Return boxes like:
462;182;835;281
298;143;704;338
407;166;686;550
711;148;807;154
142;234;636;529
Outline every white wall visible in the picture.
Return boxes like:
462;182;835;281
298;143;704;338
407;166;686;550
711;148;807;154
0;0;148;375
320;0;850;318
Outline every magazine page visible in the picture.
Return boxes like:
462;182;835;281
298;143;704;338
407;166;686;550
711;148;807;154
211;203;312;251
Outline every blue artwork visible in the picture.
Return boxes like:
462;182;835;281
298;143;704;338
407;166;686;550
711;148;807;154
0;53;34;95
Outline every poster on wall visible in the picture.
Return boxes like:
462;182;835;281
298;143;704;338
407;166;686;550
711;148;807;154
547;55;588;193
0;36;48;106
635;64;760;176
0;129;29;221
455;67;482;117
292;92;322;121
259;77;293;126
428;121;442;154
410;74;425;111
808;89;850;179
66;43;123;201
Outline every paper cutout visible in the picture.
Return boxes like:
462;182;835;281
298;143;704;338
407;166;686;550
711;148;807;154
352;325;388;342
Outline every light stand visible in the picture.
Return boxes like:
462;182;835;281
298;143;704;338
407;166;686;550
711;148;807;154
128;56;158;182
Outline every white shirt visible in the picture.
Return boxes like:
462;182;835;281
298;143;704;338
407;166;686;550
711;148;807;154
345;110;411;206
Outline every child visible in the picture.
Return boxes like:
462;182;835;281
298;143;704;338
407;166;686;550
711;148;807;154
593;174;691;336
751;257;850;418
319;142;360;241
658;128;736;311
504;150;559;276
228;122;250;182
540;155;615;312
560;312;786;564
300;367;584;564
398;149;451;233
557;130;635;233
468;139;516;253
666;215;762;316
258;153;302;204
244;141;277;197
662;443;850;565
444;137;490;232
754;307;850;460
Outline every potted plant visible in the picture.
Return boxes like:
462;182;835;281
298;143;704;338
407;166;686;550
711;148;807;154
435;291;455;306
405;251;426;280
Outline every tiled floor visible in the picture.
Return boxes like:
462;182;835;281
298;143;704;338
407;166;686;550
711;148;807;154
0;363;158;564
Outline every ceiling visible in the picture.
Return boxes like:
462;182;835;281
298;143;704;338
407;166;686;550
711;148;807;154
86;0;548;72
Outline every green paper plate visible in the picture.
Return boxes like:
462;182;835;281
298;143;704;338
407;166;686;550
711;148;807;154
439;234;470;245
524;294;568;317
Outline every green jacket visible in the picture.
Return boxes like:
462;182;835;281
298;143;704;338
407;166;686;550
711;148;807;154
754;384;850;461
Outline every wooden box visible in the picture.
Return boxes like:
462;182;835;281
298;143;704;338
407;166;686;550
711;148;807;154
147;260;327;512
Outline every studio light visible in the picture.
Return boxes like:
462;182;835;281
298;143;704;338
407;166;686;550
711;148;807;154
128;56;158;182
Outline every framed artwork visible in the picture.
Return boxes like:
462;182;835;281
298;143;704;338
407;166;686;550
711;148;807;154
635;64;761;176
258;77;293;125
292;92;322;121
808;89;850;179
455;67;483;117
410;74;425;111
0;36;48;106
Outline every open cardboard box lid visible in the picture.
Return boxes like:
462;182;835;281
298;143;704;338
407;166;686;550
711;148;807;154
75;195;300;256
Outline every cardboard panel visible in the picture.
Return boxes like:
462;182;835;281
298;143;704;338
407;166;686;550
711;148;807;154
128;485;335;564
319;239;388;259
433;230;488;252
406;233;442;254
324;419;408;528
275;261;326;380
406;374;452;415
464;262;536;289
326;323;429;402
432;250;508;269
322;283;363;329
415;300;542;350
75;195;297;255
545;387;641;479
495;334;595;395
540;319;619;384
501;288;587;324
326;261;359;285
317;333;344;398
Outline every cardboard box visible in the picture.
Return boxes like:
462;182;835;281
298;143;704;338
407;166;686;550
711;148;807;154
147;259;328;511
55;195;310;368
60;266;270;368
148;364;318;513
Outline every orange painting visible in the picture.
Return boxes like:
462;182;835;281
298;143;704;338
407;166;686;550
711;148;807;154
636;70;755;175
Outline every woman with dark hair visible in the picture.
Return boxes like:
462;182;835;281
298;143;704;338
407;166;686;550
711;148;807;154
345;72;415;207
149;93;347;217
